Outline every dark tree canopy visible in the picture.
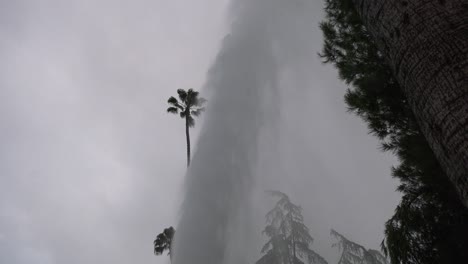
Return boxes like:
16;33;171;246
154;226;175;259
257;191;328;264
167;88;206;128
320;0;468;263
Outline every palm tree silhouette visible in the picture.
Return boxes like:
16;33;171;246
167;88;206;167
154;226;175;261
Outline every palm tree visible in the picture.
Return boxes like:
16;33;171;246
349;0;468;207
154;226;175;261
167;89;206;167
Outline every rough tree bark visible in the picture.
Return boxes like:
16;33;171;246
350;0;468;207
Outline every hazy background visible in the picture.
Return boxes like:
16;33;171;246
0;0;399;264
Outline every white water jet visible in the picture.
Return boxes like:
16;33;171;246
173;0;320;263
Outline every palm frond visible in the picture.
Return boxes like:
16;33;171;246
167;96;178;105
190;90;199;98
195;97;207;106
167;107;179;114
153;227;175;257
186;89;199;107
154;233;169;255
177;89;188;103
191;108;205;117
187;116;195;127
168;88;204;126
168;96;184;110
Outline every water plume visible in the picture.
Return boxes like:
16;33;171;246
173;1;315;264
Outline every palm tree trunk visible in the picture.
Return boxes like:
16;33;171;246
186;117;191;167
351;0;468;208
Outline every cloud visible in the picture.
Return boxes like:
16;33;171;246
0;1;224;263
0;0;399;264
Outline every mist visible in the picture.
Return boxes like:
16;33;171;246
0;0;399;264
174;0;400;263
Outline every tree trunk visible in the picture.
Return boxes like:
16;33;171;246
290;214;296;264
291;238;296;264
186;117;191;167
351;0;468;207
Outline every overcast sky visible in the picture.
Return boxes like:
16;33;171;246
0;1;400;264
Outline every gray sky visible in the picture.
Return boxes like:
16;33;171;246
0;1;400;264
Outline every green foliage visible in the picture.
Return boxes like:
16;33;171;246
257;191;327;264
154;226;175;259
331;229;387;264
320;0;468;263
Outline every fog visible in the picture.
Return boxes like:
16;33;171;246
0;1;399;264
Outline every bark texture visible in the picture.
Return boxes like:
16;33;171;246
186;117;191;167
351;0;468;207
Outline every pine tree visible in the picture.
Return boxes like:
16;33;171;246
257;191;328;264
331;229;387;264
320;0;468;263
